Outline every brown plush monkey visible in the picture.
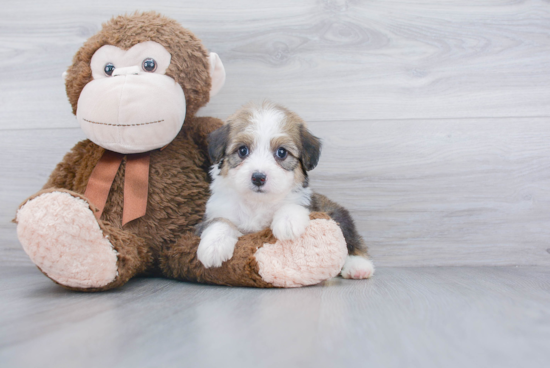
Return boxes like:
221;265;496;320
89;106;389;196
14;12;348;291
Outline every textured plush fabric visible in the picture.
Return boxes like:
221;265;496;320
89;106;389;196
77;72;186;153
89;41;172;78
17;191;118;288
208;52;225;97
159;212;347;288
27;116;222;291
65;12;212;121
15;12;347;291
255;216;348;287
78;40;187;154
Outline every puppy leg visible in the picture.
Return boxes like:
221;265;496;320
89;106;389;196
271;204;311;241
310;193;374;279
197;219;242;268
341;255;375;279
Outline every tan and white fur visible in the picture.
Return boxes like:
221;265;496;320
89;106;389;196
197;102;374;279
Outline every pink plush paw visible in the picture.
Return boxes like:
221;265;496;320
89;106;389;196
16;192;118;288
341;255;375;279
254;218;348;287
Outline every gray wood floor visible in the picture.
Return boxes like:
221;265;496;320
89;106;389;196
1;1;550;367
1;266;549;368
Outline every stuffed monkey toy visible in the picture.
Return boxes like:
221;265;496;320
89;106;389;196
14;12;348;291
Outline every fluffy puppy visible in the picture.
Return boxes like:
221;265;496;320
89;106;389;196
196;101;374;279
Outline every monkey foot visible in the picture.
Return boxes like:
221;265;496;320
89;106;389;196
254;218;348;287
16;191;118;288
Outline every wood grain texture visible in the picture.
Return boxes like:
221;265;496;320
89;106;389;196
1;1;550;266
309;117;550;266
2;117;550;266
1;266;549;368
2;3;550;366
0;0;549;129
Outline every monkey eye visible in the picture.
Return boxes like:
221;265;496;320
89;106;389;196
238;145;249;159
275;147;288;160
142;58;157;72
104;63;115;76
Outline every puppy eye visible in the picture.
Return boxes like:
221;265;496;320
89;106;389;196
142;58;157;72
238;145;249;158
104;63;115;76
276;147;288;160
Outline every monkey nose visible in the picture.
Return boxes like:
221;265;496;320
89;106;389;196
112;66;141;77
251;172;267;187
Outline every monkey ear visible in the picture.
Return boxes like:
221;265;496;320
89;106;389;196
209;52;226;98
207;124;231;164
300;125;322;171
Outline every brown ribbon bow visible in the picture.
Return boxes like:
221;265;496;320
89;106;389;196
84;150;150;226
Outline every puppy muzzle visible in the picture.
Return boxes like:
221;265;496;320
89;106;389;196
251;172;267;187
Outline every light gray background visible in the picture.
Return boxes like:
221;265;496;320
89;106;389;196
1;1;549;367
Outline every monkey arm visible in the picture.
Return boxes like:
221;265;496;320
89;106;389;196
159;212;348;287
42;139;104;193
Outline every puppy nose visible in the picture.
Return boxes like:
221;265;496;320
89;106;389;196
251;172;267;187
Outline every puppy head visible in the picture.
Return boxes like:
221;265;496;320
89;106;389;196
208;101;321;200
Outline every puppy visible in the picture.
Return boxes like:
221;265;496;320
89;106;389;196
196;101;374;279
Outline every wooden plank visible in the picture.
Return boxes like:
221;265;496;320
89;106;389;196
0;0;549;130
309;117;550;266
1;266;549;367
2;117;550;266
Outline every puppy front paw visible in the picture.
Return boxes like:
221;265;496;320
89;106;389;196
271;205;310;241
197;222;239;268
341;255;375;279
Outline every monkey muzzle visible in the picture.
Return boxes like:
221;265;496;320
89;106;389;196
76;67;186;154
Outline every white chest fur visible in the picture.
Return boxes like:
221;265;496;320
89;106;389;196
205;187;311;234
215;194;280;233
205;165;312;234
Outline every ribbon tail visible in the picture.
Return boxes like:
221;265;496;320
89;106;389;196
84;150;124;220
122;153;150;226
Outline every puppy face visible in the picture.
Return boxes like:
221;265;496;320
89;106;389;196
208;102;321;201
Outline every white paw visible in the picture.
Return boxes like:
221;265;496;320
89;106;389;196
271;204;310;241
341;255;375;279
197;222;240;268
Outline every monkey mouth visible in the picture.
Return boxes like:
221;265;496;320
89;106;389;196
83;118;164;127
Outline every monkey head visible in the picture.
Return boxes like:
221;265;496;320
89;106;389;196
64;12;225;154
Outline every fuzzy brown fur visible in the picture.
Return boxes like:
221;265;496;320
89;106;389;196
205;102;365;259
18;12;276;291
36;115;252;290
160;212;331;287
65;12;211;121
17;13;346;291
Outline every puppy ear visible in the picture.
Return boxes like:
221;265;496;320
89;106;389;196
208;124;231;164
300;125;322;171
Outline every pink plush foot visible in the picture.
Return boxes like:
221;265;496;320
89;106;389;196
341;255;375;279
16;191;118;288
254;218;348;287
